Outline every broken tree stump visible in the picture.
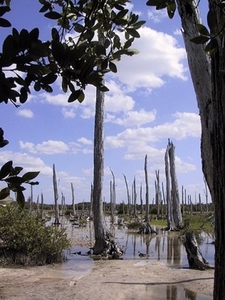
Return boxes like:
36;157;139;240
183;231;212;270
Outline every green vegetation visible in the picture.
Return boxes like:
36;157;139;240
0;204;71;266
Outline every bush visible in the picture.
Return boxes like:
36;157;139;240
0;205;71;266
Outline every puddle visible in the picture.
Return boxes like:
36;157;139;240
147;285;212;300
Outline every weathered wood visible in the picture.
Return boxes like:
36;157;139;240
144;154;150;222
184;232;212;270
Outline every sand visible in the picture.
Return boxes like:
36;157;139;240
0;258;214;300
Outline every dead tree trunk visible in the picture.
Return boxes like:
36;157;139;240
168;140;182;228
123;174;130;215
144;154;150;223
155;170;162;218
133;177;137;217
53;164;60;225
71;182;76;216
184;232;212;270
140;183;143;215
165;145;174;229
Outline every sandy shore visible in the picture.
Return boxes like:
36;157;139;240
0;258;214;300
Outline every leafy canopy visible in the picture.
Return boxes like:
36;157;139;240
0;0;145;105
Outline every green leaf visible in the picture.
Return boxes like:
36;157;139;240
196;24;210;36
0;187;10;200
125;48;139;56
0;17;11;27
109;62;117;73
0;160;12;179
68;90;80;102
29;28;39;41
77;90;85;103
22;171;40;182
19;87;28;103
167;2;176;19
51;27;59;41
5;176;24;185
126;28;140;38
146;0;166;6
204;38;217;54
44;11;62;20
132;21;146;30
41;73;57;85
99;85;109;92
0;5;10;17
190;35;210;44
74;23;84;33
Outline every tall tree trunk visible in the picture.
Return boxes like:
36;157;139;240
71;182;76;216
140;183;143;215
174;0;225;297
133;177;137;217
209;2;225;297
168;141;182;228
144;154;150;222
165;144;174;230
53;164;60;224
123;174;130;215
92;83;106;254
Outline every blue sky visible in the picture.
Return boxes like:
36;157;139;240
0;1;210;205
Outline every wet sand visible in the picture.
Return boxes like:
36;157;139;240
0;258;213;300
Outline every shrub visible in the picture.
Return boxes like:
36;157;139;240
0;204;71;266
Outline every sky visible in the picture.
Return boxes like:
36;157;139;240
0;1;210;205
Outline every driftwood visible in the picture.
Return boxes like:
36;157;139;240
184;232;213;270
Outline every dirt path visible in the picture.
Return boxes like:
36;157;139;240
0;259;214;300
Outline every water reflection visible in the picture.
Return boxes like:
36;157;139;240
164;285;212;300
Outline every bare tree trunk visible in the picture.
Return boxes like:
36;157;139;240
53;164;60;224
168;141;182;228
133;177;137;217
140;183;143;215
110;168;116;219
144;154;150;223
40;192;44;220
165;144;174;229
155;170;162;218
71;182;76;216
123;174;130;215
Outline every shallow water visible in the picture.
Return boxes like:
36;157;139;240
54;217;214;300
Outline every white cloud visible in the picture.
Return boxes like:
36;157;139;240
77;137;92;145
19;140;69;155
111;26;187;92
147;8;167;23
0;151;52;176
17;109;33;118
105;112;200;154
62;107;76;118
106;109;156;127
